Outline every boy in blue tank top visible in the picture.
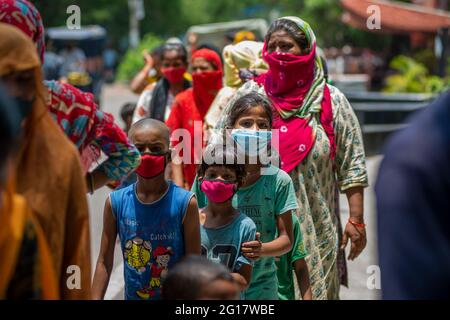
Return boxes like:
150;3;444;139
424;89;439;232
92;119;201;300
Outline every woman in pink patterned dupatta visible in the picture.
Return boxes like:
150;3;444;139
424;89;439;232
216;16;368;300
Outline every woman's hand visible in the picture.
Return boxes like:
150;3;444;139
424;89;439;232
241;233;262;261
343;187;366;260
341;222;367;260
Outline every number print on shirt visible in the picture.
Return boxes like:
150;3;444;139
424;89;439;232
201;244;238;270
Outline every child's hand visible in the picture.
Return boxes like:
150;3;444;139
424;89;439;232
241;233;262;261
230;273;248;291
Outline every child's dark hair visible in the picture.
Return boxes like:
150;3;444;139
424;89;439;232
162;255;234;300
226;92;273;129
120;103;136;122
197;143;246;187
266;18;310;53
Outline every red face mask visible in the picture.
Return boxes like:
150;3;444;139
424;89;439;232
135;154;166;179
161;66;186;84
263;48;315;96
255;44;316;113
200;179;236;203
192;70;223;113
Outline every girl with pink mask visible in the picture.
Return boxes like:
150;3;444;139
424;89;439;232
197;144;256;295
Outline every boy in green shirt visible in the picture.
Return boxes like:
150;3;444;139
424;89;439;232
276;214;312;300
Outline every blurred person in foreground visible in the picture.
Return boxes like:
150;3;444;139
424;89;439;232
0;0;141;194
0;83;58;300
162;256;240;300
0;23;91;299
376;92;450;299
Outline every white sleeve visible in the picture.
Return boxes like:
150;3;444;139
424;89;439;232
132;87;154;124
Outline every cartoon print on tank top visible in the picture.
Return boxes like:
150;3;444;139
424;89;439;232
124;237;152;273
134;246;173;299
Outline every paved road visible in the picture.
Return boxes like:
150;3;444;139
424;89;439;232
88;84;382;300
339;156;381;300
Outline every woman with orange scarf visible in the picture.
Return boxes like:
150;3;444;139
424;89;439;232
0;83;58;299
166;49;223;189
0;23;91;299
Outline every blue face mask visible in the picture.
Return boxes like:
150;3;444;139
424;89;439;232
231;129;272;157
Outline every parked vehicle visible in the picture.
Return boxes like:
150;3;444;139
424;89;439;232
185;18;268;51
46;25;107;105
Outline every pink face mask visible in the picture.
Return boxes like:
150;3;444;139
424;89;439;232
200;179;236;203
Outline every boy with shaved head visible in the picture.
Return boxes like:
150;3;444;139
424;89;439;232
92;119;201;300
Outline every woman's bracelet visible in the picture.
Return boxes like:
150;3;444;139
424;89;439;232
348;218;366;229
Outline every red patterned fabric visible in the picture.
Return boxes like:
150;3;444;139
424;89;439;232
45;81;140;179
0;0;45;62
254;44;336;173
255;44;316;112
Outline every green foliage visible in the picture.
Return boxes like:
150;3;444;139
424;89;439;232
276;0;391;50
425;75;447;93
384;55;449;94
285;0;345;47
447;56;450;75
33;0;130;40
413;49;437;74
32;0;392;52
116;33;163;82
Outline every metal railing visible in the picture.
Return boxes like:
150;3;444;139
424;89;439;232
344;91;436;154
